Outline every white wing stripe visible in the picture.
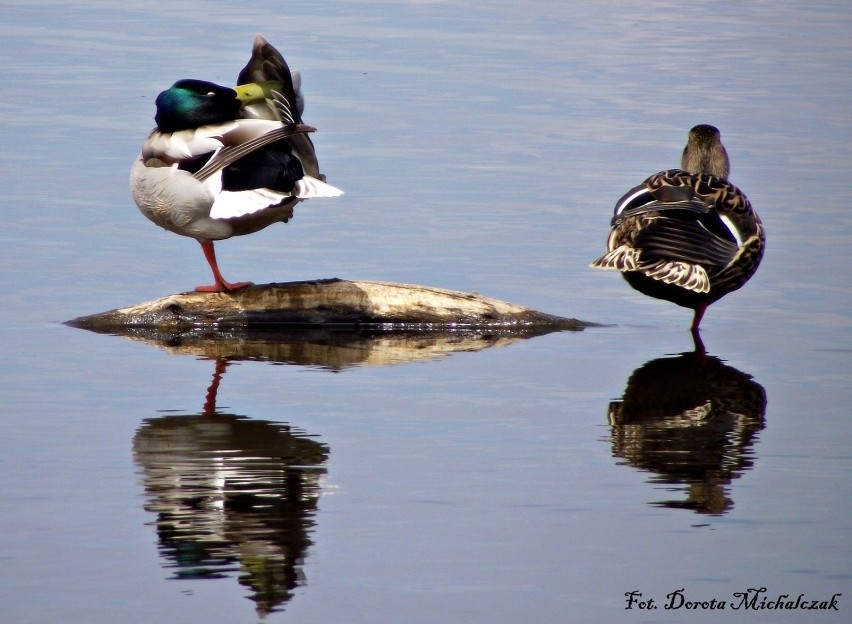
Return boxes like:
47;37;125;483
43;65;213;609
293;175;345;198
719;215;744;248
615;188;648;215
209;189;292;219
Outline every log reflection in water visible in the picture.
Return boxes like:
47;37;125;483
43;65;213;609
90;325;567;370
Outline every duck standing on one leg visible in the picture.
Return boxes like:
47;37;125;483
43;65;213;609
590;125;765;330
130;36;343;292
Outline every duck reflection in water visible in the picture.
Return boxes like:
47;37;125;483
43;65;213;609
607;333;766;515
133;359;329;617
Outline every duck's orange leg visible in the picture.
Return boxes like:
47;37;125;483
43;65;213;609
195;241;253;293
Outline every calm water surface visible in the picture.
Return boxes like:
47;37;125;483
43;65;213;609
1;1;850;622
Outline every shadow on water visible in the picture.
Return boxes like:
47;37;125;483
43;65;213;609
133;360;329;618
605;332;767;516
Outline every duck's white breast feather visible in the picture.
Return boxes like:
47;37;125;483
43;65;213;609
141;119;286;163
142;124;233;161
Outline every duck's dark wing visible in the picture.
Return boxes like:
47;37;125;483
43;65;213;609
634;216;739;268
192;124;316;183
235;36;324;183
614;180;740;269
614;182;708;221
238;36;302;123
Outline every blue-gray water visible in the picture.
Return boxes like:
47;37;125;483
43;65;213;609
1;1;850;622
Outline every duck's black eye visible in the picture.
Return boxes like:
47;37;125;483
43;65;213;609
206;91;216;97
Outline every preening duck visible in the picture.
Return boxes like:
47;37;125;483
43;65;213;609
130;36;343;292
590;125;765;330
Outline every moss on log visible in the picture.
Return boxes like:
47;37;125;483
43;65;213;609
66;278;592;332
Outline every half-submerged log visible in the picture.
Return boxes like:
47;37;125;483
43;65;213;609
66;278;592;332
65;279;594;368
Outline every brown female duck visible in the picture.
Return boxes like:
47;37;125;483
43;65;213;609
591;125;765;329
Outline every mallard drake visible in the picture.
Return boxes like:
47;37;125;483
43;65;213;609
590;125;764;329
130;36;343;292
